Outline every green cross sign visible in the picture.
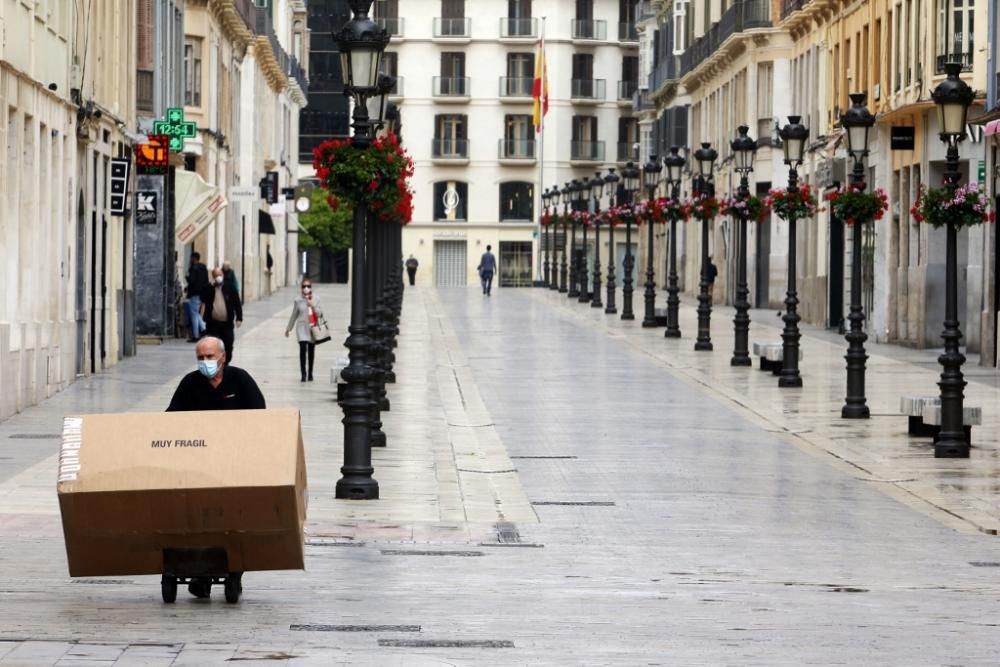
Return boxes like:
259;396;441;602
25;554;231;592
152;107;197;152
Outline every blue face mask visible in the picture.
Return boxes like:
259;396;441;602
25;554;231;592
198;359;219;378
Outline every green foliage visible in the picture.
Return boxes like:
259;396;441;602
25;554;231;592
297;188;353;251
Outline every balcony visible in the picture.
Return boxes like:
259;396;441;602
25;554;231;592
650;54;678;93
136;68;154;114
499;76;534;98
570;140;606;162
632;89;655;113
678;0;771;79
617;142;640;162
571;19;607;41
780;0;811;21
619;22;638;42
432;138;469;161
376;16;404;37
434;17;471;39
936;52;974;74
618;80;638;102
571;79;607;102
500;17;537;39
634;1;656;23
498;139;537;161
433;76;471;100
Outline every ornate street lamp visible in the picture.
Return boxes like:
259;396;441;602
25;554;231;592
777;116;809;387
620;161;641;320
333;0;390;500
663;146;686;338
604;168;620;314
590;171;605;308
840;93;877;418
578;176;593;303
693;142;717;351
559;182;572;293
931;63;975;458
542;187;553;288
568;179;584;298
642;155;663;327
730;126;757;366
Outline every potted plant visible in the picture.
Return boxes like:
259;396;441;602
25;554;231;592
688;194;720;221
910;183;995;229
638;197;690;224
766;184;818;221
825;184;889;225
722;194;771;223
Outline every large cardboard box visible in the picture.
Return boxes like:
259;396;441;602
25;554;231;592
57;408;307;577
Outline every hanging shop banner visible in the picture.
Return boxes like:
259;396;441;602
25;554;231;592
135;191;158;225
890;126;915;151
175;170;228;245
137;135;170;174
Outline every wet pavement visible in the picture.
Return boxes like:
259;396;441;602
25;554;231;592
0;284;998;665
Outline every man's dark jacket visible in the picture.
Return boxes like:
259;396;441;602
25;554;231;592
186;262;209;299
201;282;243;324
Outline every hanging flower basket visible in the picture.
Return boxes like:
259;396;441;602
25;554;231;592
722;194;771;223
312;131;415;225
606;204;638;226
688;195;720;221
825;184;889;225
637;197;690;224
766;184;819;221
570;209;592;226
910;183;994;229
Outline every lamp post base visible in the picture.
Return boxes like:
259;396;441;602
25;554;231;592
664;329;681;338
934;441;971;458
778;376;803;388
694;341;713;351
841;403;870;419
335;476;380;500
730;356;752;367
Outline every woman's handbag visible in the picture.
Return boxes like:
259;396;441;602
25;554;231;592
308;307;331;344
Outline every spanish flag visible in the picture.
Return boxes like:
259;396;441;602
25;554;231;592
532;36;549;133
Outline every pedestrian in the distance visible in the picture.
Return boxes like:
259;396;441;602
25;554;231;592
285;278;322;382
185;252;209;342
705;256;719;303
201;267;243;364
222;260;241;298
405;254;419;286
477;245;497;296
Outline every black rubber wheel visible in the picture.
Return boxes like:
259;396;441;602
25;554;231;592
161;575;177;603
224;573;243;604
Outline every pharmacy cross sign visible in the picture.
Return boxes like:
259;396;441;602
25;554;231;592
152;107;197;152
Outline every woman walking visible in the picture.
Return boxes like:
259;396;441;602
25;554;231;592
286;279;322;382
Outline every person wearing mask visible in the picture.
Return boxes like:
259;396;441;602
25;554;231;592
166;335;265;597
200;267;242;364
185;252;209;342
405;254;419;286
285;279;323;382
477;245;497;296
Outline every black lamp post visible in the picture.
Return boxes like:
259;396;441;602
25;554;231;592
559;182;571;293
568;179;583;298
621;161;640;320
663;146;685;337
840;93;876;418
642;155;663;327
932;62;975;458
694;143;717;351
542;188;553;288
730;126;757;365
590;172;605;308
578;176;593;303
604;168;620;314
777;116;808;388
333;0;389;500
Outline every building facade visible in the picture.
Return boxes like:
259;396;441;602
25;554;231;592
389;0;643;288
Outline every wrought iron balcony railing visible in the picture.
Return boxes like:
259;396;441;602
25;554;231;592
500;17;538;38
571;19;607;41
499;76;534;98
571;79;607;100
498;139;537;159
432;138;469;159
434;17;471;38
571;140;606;161
433;76;471;97
936;52;974;74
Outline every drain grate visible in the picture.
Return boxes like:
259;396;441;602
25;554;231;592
970;561;1000;567
377;639;514;649
8;433;61;439
532;501;615;506
495;521;520;544
510;455;578;460
72;579;134;585
291;624;420;633
305;541;366;548
380;550;484;557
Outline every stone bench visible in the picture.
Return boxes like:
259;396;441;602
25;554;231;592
900;395;940;436
921;403;981;445
752;342;803;375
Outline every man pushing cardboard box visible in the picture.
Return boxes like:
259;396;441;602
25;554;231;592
57;407;307;603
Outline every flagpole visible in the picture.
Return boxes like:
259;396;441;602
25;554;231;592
536;17;546;284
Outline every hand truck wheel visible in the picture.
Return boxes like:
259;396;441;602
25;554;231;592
224;572;243;604
161;575;178;603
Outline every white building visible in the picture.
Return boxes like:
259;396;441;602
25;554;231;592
384;0;643;287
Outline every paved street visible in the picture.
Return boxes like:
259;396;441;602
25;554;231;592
0;284;999;665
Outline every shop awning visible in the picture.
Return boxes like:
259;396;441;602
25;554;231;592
259;209;276;234
175;170;228;245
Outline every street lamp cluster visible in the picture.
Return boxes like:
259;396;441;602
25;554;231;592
537;63;975;460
